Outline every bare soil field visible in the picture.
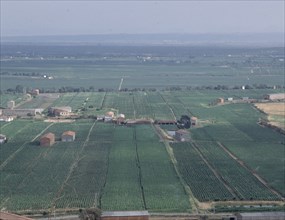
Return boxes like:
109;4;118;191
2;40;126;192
255;102;285;130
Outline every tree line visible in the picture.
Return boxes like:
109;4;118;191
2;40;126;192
1;84;283;95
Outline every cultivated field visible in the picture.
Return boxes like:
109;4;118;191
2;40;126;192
1;89;284;214
0;45;284;215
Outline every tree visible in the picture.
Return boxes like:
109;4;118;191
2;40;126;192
15;85;24;93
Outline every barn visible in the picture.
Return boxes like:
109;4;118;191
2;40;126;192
236;212;285;220
101;211;149;220
61;131;76;142
40;133;55;146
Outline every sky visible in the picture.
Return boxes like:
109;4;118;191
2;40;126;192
1;1;284;37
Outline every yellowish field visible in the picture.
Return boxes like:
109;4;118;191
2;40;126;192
255;102;285;130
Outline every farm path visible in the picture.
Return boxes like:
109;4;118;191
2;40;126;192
0;122;54;171
152;124;197;213
217;141;284;200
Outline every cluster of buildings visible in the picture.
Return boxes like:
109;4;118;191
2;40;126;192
40;130;76;147
97;111;126;124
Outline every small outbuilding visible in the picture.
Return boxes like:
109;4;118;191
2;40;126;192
40;133;55;146
101;211;149;220
61;131;76;142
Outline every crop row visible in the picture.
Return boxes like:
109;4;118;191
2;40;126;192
172;142;234;201
195;141;280;201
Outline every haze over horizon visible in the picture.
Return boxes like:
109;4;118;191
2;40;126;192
1;1;284;37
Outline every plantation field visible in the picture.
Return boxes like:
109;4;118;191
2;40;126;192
0;121;190;212
1;44;284;215
1;45;284;91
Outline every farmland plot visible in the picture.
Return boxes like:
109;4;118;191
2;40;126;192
172;142;235;201
222;141;285;196
195;141;280;201
135;126;190;211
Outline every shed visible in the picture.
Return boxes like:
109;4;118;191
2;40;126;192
61;131;76;142
40;133;55;146
236;212;285;220
101;211;149;220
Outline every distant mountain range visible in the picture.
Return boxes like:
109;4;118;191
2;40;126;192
1;33;284;46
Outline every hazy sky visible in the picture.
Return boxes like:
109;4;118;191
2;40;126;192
1;1;284;36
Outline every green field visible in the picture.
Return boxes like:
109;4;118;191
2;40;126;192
1;89;284;213
0;45;284;214
1;46;284;91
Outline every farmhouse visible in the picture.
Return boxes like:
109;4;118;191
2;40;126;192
40;133;55;146
0;134;7;144
61;131;76;142
264;93;285;101
175;129;190;142
30;89;40;96
236;212;285;220
101;211;149;220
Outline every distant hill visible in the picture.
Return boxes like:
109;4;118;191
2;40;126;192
1;33;284;47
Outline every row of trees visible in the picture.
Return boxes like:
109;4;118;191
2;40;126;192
1;84;283;95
